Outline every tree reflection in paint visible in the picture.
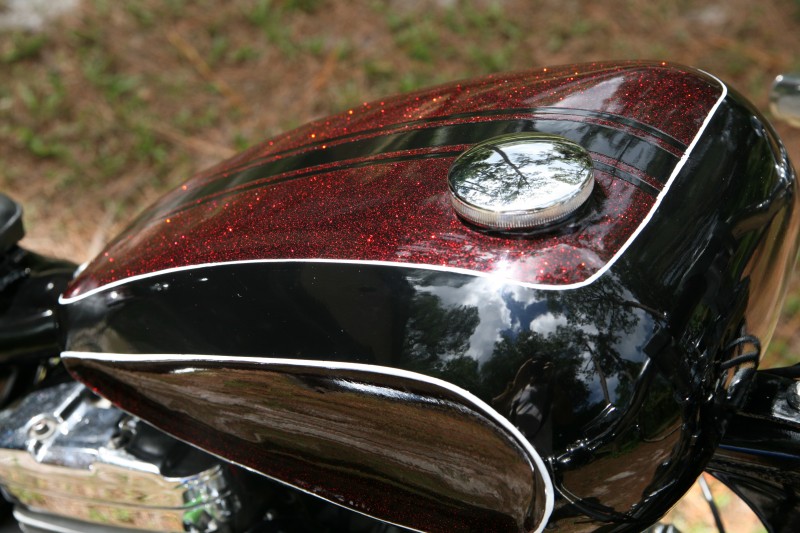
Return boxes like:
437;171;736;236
399;270;657;458
395;269;679;519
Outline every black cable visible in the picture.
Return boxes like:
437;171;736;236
698;475;726;533
719;335;761;371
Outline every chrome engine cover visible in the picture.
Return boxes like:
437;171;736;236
0;381;239;532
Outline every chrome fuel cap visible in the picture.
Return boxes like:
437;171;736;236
448;133;594;230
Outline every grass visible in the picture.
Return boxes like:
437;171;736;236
1;32;48;63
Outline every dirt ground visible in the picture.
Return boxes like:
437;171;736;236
3;0;799;531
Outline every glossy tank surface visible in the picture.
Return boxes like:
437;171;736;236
63;62;722;297
60;62;800;531
66;351;551;533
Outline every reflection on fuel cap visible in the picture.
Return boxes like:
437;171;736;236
448;133;594;231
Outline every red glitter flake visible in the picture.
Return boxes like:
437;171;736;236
64;62;722;298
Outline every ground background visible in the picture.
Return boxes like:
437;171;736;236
2;1;798;531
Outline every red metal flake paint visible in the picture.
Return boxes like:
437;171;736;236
63;62;723;299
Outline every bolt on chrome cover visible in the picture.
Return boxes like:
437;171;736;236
26;415;58;441
448;133;594;230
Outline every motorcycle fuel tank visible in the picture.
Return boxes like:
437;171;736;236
59;62;799;532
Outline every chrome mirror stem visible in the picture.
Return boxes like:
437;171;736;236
771;74;800;127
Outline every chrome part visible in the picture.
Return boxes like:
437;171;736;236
644;525;681;533
770;74;800;127
447;132;594;230
788;381;800;410
25;416;57;442
0;381;239;532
